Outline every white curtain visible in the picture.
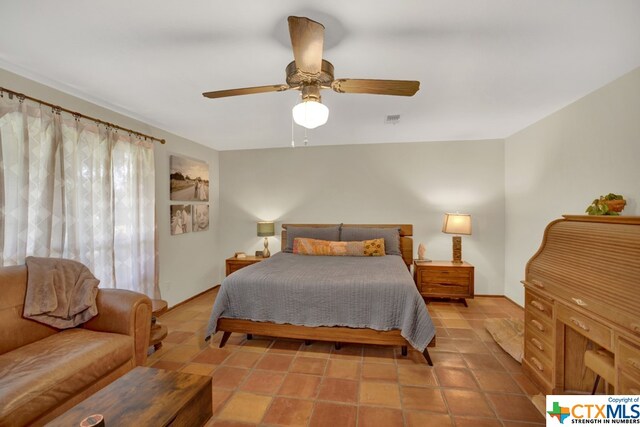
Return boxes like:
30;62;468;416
0;94;158;298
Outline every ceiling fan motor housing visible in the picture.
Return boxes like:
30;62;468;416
286;60;334;89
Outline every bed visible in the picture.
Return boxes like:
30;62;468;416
205;224;435;365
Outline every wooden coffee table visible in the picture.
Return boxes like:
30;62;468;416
47;367;212;426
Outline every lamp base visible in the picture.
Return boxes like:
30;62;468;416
451;236;463;264
263;237;271;258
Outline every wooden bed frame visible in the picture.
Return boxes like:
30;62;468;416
216;223;434;365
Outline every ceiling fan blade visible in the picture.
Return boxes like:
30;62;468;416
203;84;290;99
332;79;420;96
288;16;324;75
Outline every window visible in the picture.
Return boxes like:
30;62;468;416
0;94;157;297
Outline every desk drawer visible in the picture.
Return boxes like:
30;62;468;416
557;304;612;351
524;343;553;382
525;290;553;322
618;372;640;395
618;338;640;383
525;329;552;362
525;307;553;344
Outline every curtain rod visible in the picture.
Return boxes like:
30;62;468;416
0;86;166;144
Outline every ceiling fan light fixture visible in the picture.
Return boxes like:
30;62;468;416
292;99;329;129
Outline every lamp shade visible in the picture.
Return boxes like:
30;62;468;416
292;100;329;129
442;213;472;235
257;221;275;237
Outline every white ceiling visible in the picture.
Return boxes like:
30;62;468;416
1;1;639;151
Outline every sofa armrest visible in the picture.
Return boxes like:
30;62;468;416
82;289;152;366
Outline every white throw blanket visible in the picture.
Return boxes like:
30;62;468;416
23;257;100;329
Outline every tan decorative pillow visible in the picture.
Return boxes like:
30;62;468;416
293;238;385;257
363;239;385;256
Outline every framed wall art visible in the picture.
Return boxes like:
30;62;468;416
170;155;209;202
170;204;192;235
192;204;209;232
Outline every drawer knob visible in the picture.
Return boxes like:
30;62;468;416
531;356;544;372
531;279;544;289
531;337;544;351
571;297;588;307
531;319;545;332
627;358;640;372
531;300;545;312
569;317;590;332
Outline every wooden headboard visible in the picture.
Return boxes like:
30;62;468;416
281;224;413;268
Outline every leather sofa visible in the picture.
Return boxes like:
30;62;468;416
0;265;152;426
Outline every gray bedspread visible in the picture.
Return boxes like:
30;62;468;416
205;252;435;351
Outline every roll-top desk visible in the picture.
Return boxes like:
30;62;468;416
522;215;640;394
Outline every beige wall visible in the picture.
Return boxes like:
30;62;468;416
5;64;638;308
504;67;640;305
219;140;506;295
0;68;221;307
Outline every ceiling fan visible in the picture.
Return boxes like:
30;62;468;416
202;16;420;129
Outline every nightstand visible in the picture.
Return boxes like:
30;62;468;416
225;255;264;276
413;260;474;306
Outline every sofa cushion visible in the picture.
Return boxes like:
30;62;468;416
0;265;59;356
0;328;133;426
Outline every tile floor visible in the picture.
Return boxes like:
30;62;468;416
146;290;545;426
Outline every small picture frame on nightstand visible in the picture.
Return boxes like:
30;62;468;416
255;250;263;257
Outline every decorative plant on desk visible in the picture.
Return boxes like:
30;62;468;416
585;193;626;215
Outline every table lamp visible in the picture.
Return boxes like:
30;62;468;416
442;213;472;264
257;221;275;258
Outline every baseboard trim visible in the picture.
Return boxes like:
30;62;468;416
474;294;523;309
503;294;523;309
166;284;220;313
